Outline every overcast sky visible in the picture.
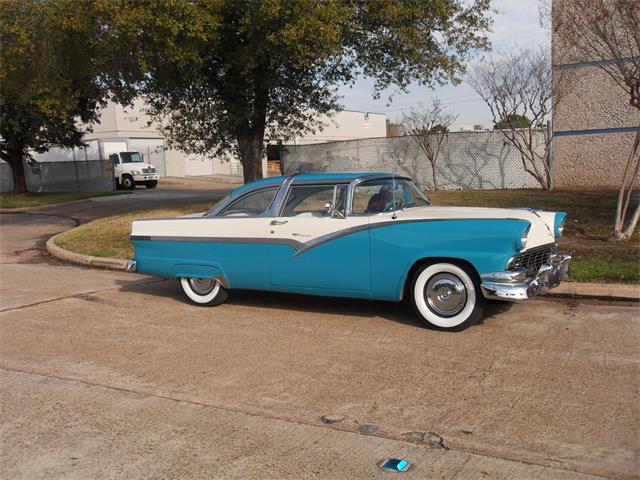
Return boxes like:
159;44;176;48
337;0;550;129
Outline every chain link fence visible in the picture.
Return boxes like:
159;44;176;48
282;130;547;190
1;158;114;193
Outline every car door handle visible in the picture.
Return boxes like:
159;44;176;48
270;219;288;225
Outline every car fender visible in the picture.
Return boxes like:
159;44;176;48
171;263;229;288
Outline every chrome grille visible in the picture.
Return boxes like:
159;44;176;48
508;244;553;273
142;166;156;173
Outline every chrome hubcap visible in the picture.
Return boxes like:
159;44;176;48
189;278;217;295
425;273;467;316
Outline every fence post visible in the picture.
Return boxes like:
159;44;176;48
547;119;554;190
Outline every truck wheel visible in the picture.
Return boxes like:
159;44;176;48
145;180;158;189
411;262;485;331
180;277;229;306
121;174;135;190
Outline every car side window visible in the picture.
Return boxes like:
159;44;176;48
352;179;394;214
218;187;278;217
281;184;347;217
352;178;429;214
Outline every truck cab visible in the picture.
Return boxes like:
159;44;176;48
109;151;158;190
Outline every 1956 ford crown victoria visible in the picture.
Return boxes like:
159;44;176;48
128;172;571;331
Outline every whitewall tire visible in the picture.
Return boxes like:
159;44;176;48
411;263;485;331
180;277;229;306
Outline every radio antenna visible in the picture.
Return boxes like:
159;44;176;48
392;174;398;219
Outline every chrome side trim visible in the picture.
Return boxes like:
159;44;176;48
131;217;531;257
293;224;371;256
130;235;305;251
294;217;526;256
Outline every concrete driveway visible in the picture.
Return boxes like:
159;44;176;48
0;192;638;479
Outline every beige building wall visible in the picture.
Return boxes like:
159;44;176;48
552;1;639;189
83;101;385;179
289;111;387;145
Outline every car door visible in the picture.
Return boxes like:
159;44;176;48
209;186;278;289
267;183;370;293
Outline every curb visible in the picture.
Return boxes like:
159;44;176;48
545;282;640;302
46;233;129;271
0;193;131;214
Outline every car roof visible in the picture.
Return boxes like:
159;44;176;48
230;172;402;197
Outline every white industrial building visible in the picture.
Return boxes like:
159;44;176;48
78;100;386;179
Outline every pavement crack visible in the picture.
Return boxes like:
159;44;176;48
400;431;448;449
0;279;164;313
0;365;608;479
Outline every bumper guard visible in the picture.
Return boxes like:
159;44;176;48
480;252;571;301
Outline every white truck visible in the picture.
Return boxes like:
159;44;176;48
109;151;158;190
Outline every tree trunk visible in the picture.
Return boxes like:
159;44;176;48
430;160;438;190
612;127;640;241
7;152;28;194
237;128;265;184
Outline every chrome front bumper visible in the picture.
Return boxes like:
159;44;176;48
480;252;571;301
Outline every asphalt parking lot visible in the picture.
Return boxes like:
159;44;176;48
1;189;638;479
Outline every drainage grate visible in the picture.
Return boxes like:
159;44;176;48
358;424;378;434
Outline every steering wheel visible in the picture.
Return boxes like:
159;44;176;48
383;200;395;212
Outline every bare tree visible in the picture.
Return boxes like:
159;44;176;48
468;46;564;190
555;0;640;242
402;99;457;190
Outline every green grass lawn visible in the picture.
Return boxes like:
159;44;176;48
54;201;215;259
54;189;639;284
0;191;126;209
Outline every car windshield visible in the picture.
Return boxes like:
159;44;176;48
352;178;430;214
120;152;143;163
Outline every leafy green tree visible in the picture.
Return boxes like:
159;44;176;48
0;0;134;193
111;0;491;183
493;114;532;130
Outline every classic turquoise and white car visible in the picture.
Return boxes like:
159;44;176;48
127;172;571;331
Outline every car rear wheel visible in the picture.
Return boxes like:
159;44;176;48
411;262;485;331
180;277;229;306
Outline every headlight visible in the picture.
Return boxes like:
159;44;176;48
554;212;567;238
130;170;140;175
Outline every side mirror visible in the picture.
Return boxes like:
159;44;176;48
325;202;345;218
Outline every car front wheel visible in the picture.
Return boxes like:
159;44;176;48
411;262;485;331
180;277;229;306
121;174;135;190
